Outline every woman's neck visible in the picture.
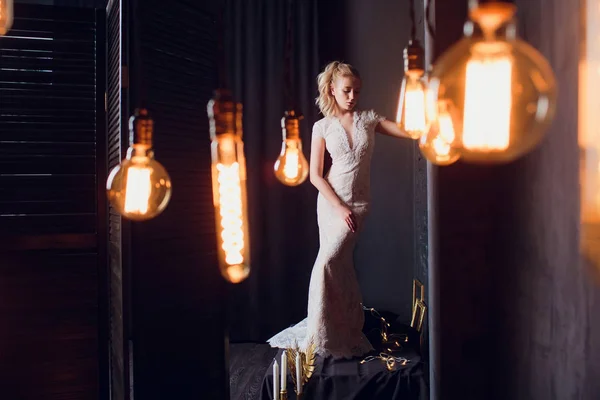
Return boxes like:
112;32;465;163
333;109;355;118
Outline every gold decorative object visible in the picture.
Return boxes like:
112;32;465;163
361;353;410;372
412;279;425;311
363;305;408;352
410;299;427;333
285;340;317;395
279;389;288;400
410;279;427;333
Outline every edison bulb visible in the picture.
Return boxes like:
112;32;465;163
396;39;428;140
208;90;251;284
274;110;309;186
274;139;309;186
428;2;557;163
107;145;172;221
0;0;14;36
420;99;461;166
396;71;428;139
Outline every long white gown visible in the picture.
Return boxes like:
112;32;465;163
267;109;384;359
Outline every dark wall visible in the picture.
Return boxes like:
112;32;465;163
107;0;228;399
0;3;107;399
429;0;599;399
318;1;425;321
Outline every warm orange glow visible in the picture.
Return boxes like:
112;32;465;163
216;161;245;266
106;147;172;222
432;112;456;157
210;133;251;283
463;49;512;151
579;2;600;224
282;147;299;179
274;112;309;186
579;0;600;278
124;166;152;215
0;0;14;36
274;140;309;185
208;91;251;283
429;3;556;163
419;98;460;166
396;72;428;139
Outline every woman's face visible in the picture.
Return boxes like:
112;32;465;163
331;75;361;114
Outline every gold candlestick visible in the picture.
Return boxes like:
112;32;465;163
279;389;288;400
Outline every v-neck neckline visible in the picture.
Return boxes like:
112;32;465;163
334;111;357;151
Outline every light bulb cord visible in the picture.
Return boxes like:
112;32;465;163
408;0;416;40
283;0;296;111
217;1;230;91
132;0;147;110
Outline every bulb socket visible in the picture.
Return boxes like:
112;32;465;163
129;108;153;147
281;110;303;141
468;0;516;24
403;39;425;74
207;89;243;140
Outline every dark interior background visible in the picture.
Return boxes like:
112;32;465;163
0;1;427;398
4;1;600;400
224;0;428;345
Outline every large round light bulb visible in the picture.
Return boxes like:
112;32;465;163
274;110;309;186
106;109;172;221
106;146;172;221
419;99;461;166
428;2;557;163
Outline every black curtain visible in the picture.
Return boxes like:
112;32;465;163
224;0;321;342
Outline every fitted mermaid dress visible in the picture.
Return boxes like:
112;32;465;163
267;109;384;359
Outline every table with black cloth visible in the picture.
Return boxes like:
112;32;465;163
229;311;427;400
260;346;425;400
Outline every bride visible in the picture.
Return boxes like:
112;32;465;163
268;61;410;359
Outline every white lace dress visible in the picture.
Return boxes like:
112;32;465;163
267;109;384;359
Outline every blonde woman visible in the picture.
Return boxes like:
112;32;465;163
268;61;410;359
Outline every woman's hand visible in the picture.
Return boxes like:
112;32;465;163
334;204;357;232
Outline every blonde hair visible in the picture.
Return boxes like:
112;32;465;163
315;61;361;117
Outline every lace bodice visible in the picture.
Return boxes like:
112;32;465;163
268;109;385;360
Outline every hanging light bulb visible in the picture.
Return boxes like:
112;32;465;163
207;89;251;284
274;110;309;186
396;39;428;140
428;0;557;163
106;109;172;221
0;0;13;36
419;96;461;166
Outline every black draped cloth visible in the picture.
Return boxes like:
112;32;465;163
260;347;424;400
229;312;427;400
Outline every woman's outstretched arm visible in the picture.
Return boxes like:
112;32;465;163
375;119;412;139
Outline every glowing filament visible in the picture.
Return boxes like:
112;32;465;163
124;166;152;215
433;111;456;157
463;55;512;151
283;147;300;179
402;87;427;133
216;162;245;266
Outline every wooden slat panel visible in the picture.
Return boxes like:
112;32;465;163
0;4;103;399
0;176;96;203
0;141;96;156
0;199;96;215
0;251;98;399
0;214;97;235
0;156;95;174
0;234;97;251
106;0;127;399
